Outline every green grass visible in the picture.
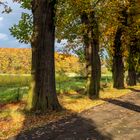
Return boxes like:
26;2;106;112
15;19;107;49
0;87;29;104
0;74;30;104
0;74;113;104
101;75;112;83
56;76;86;93
0;74;31;87
0;74;140;139
0;75;86;104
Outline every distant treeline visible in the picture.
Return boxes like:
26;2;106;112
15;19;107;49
0;48;82;74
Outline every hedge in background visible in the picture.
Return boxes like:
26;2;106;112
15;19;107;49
0;48;82;74
0;48;31;74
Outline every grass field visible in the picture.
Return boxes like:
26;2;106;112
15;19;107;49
0;74;113;104
0;74;140;139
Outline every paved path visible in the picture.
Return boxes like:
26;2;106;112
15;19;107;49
10;91;140;140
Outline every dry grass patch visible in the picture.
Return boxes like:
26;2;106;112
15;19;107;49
0;84;140;139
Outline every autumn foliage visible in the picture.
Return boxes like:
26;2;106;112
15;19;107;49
0;48;82;74
0;48;31;74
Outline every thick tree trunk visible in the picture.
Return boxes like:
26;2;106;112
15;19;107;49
128;68;137;86
127;39;137;86
29;0;61;112
112;8;128;89
81;11;101;99
137;72;140;83
127;0;137;86
112;26;124;89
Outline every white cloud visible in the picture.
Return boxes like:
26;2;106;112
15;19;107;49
0;33;8;40
0;17;4;27
0;17;3;21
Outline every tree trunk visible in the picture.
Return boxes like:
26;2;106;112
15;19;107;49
127;0;137;86
112;8;128;89
127;39;137;86
112;26;124;89
81;11;101;99
29;0;61;112
128;67;137;86
137;72;140;83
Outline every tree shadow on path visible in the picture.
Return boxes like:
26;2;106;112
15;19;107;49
102;98;140;113
127;88;140;93
9;114;112;140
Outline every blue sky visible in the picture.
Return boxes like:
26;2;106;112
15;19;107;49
0;0;31;48
0;0;66;49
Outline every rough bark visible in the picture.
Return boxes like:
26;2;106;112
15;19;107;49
127;0;138;86
112;26;125;89
112;8;128;89
127;38;137;86
30;0;61;112
81;11;101;99
128;68;137;86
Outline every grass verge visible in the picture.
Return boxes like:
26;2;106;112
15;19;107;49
0;75;140;139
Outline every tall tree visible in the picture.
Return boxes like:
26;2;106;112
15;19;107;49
57;0;102;99
81;10;101;99
127;50;137;86
112;7;128;89
29;0;61;112
127;0;140;86
10;0;102;99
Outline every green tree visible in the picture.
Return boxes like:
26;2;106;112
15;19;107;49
0;1;12;13
29;0;61;112
8;0;61;112
31;0;61;112
10;0;102;99
81;10;101;99
56;0;102;98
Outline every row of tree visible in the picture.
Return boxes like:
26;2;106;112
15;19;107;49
1;0;140;112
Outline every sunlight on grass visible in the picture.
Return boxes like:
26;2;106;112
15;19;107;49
0;103;26;139
0;74;31;87
0;85;140;139
59;86;139;113
0;74;140;139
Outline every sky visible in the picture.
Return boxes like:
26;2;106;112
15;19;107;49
0;0;31;48
0;0;66;49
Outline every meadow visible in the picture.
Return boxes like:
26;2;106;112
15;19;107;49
0;73;140;139
0;49;140;139
0;74;112;104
